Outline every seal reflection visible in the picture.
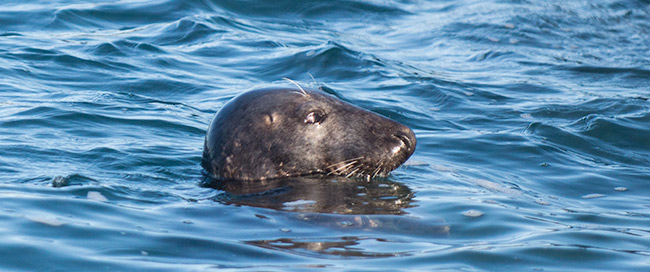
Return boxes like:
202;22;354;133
202;176;449;258
203;176;414;215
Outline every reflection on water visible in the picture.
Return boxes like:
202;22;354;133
246;237;407;258
202;176;415;215
203;176;449;258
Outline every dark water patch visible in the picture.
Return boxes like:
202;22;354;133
88;39;167;57
46;0;214;31
117;77;209;97
88;42;128;57
528;97;649;125
5;47;133;84
152;17;225;46
521;97;650;167
559;65;650;88
572;114;650;151
213;0;409;20
467;49;519;63
0;7;53;32
0;32;22;37
247;41;382;81
496;82;565;99
525;122;644;167
1;105;202;136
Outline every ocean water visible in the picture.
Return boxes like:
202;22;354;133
1;0;649;271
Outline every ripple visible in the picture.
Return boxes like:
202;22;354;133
153;17;224;46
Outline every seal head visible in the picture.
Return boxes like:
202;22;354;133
202;88;416;181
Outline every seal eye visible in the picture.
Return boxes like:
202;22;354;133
304;110;325;125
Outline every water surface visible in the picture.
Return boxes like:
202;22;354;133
1;0;649;271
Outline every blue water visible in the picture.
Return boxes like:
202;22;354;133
1;0;649;271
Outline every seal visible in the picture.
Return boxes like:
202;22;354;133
201;87;416;181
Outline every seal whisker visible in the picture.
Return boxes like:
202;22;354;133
371;162;384;179
282;77;307;97
327;159;359;175
345;166;362;178
307;72;317;85
325;156;363;170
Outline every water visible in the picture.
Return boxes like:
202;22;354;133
1;0;649;271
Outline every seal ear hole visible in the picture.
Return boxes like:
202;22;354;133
304;110;326;125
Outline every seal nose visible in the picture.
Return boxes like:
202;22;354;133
392;127;416;156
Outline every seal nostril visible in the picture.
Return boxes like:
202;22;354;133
393;133;413;152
